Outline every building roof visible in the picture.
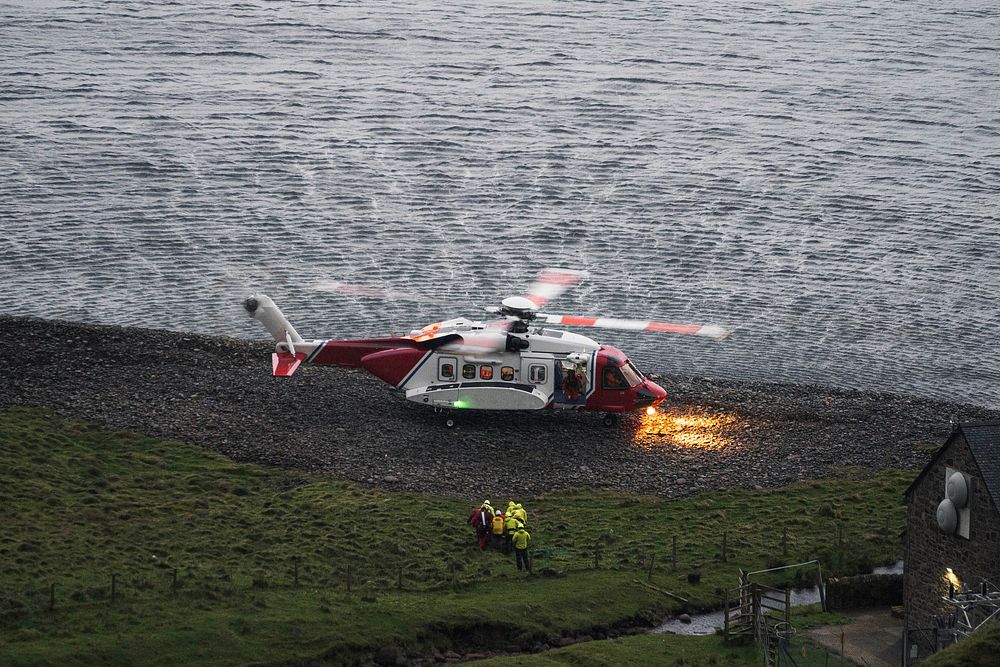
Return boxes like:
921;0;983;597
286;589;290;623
905;422;1000;510
963;423;1000;510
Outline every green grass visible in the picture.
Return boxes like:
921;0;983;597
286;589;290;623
468;632;759;666
923;621;1000;667
0;407;911;665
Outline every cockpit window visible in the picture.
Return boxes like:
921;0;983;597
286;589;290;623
602;367;627;390
621;361;644;388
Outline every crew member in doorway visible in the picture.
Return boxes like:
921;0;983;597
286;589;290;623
562;368;583;402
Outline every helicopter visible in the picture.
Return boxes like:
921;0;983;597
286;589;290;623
243;270;731;426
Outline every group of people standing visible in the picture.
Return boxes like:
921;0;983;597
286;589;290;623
467;500;532;572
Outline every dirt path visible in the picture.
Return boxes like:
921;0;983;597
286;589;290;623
808;608;903;667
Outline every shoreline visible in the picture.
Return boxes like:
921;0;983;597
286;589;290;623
3;314;998;499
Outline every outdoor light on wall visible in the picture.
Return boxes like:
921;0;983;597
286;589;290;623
936;468;971;539
944;567;962;597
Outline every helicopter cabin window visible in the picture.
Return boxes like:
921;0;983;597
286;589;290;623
528;364;546;384
602;366;627;391
462;364;476;380
480;365;493;380
500;366;515;381
438;357;457;381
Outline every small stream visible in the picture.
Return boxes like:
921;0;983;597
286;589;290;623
653;561;903;636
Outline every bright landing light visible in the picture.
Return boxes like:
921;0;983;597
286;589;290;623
646;406;656;416
633;410;740;450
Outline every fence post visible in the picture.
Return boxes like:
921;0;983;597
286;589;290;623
782;527;788;557
593;543;602;569
647;553;655;582
723;587;729;638
172;569;178;596
817;563;827;612
111;574;117;603
449;562;456;588
347;564;352;593
722;532;728;563
49;583;55;611
397;567;403;591
293;558;299;588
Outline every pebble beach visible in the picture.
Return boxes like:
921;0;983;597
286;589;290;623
3;315;997;499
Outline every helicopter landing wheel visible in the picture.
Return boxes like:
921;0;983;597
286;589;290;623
445;418;455;428
601;413;617;427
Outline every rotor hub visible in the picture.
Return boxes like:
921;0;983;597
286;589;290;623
499;296;538;320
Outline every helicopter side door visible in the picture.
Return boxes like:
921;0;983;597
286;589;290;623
521;355;553;405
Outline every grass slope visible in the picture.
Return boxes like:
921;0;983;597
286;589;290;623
923;621;1000;667
1;407;909;665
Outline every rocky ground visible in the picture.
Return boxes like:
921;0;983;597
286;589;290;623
3;315;997;500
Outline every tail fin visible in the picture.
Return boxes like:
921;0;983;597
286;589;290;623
244;294;303;344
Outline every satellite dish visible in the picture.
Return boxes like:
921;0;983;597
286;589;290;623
936;498;958;534
946;472;968;508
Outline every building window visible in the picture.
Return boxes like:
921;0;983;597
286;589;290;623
462;364;475;379
529;364;546;383
501;366;515;381
480;366;493;380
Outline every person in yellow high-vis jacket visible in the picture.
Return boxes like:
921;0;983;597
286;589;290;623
512;525;531;572
491;510;506;549
503;513;522;555
513;503;527;525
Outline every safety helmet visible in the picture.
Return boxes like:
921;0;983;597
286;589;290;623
495;510;501;516
483;499;491;506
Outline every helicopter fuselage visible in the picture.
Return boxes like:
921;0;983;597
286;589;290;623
268;318;667;414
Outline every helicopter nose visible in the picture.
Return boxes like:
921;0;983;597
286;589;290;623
634;380;667;408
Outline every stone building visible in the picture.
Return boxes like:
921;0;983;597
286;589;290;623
903;422;1000;663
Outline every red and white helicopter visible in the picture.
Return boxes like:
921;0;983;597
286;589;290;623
244;270;731;426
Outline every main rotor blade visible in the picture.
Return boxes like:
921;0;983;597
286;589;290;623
315;280;449;305
524;268;587;309
537;313;731;341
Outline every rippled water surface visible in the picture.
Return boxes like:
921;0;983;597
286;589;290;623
2;1;998;407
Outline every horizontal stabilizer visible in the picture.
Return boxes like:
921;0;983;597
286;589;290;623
272;351;306;377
